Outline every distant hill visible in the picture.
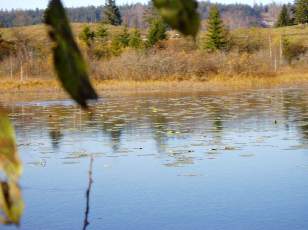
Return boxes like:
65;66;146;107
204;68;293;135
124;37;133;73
0;2;285;29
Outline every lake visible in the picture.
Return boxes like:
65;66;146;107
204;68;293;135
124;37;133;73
3;88;308;230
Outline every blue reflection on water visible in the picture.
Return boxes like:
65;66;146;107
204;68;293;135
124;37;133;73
6;88;308;230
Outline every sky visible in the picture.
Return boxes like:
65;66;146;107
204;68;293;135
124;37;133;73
0;0;292;10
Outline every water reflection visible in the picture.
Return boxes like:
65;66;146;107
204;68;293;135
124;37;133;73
4;88;308;229
100;115;125;153
8;89;308;165
149;111;169;153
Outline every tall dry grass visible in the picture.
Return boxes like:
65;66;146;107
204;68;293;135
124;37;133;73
91;47;278;81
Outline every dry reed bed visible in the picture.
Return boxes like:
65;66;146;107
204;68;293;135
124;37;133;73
91;50;279;81
1;72;308;96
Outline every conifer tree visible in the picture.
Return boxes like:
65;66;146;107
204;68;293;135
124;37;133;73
129;29;143;49
295;0;308;24
103;0;122;26
79;26;95;47
204;6;227;51
117;26;130;48
147;19;167;47
276;5;291;27
95;24;109;42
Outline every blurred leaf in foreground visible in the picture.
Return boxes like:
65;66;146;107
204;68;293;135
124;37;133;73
0;109;22;180
0;109;24;225
0;181;23;225
153;0;200;37
45;0;98;108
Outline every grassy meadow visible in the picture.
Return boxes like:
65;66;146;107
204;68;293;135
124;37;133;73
0;23;308;94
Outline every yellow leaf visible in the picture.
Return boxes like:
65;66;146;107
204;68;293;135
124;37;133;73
0;181;24;225
0;108;24;226
0;109;22;180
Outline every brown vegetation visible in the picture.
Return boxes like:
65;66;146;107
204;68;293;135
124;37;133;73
92;49;277;81
0;24;307;92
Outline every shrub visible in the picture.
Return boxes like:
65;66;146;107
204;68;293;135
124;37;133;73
0;33;15;61
95;24;109;42
117;26;130;48
93;44;113;60
129;29;143;49
110;36;123;56
230;32;265;54
282;38;307;64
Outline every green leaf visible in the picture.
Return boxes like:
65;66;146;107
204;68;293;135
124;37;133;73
0;109;22;180
45;0;98;108
153;0;200;37
0;109;24;226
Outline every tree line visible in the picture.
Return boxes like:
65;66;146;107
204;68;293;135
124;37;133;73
0;1;293;29
276;0;308;27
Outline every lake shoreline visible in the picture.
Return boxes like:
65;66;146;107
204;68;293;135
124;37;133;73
1;72;308;103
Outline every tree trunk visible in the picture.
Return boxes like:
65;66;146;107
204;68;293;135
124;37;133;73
20;61;23;82
10;55;13;80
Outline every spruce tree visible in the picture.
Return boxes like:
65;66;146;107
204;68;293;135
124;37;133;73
147;19;167;47
79;26;95;47
204;6;227;51
95;24;109;42
295;0;308;24
117;26;130;48
129;29;143;49
103;0;122;26
276;5;291;27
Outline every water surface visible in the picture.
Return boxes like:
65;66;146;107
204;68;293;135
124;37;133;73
4;88;308;230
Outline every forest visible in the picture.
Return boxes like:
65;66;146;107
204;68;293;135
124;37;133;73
0;2;285;29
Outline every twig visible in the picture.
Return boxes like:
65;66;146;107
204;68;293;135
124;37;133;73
82;156;94;230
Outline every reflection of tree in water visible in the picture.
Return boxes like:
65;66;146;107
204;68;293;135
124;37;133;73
282;91;308;143
100;116;125;153
47;108;65;149
149;112;169;153
83;108;96;128
49;129;63;149
282;93;292;121
46;107;98;149
295;103;308;142
206;100;225;143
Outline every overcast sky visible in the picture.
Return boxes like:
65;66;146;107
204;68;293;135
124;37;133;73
0;0;292;10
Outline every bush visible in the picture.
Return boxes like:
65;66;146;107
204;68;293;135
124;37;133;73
230;34;265;53
93;44;113;60
223;52;273;76
110;36;124;56
95;24;109;42
129;29;143;49
0;33;15;60
282;38;307;64
117;26;130;48
91;46;275;81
